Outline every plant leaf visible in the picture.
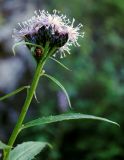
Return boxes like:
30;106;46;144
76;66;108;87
50;57;71;71
12;42;43;56
34;91;40;103
22;113;119;130
0;86;30;101
8;141;50;160
43;74;71;108
0;141;11;149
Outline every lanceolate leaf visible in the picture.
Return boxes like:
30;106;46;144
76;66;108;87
50;57;71;71
0;140;11;149
43;73;72;108
0;86;30;101
8;141;50;160
22;113;119;130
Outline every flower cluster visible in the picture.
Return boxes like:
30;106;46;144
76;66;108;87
13;10;84;59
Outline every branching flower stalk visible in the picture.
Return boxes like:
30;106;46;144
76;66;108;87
3;10;84;159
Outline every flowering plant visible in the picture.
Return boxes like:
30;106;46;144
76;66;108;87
0;10;118;160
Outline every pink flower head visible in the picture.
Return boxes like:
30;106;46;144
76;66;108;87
13;10;84;58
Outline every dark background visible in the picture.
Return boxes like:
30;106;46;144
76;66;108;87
0;0;124;159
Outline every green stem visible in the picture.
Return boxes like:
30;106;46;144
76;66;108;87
4;54;47;160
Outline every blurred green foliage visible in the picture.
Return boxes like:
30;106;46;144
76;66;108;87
0;0;124;159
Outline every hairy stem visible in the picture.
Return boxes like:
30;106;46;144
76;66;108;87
4;51;48;159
